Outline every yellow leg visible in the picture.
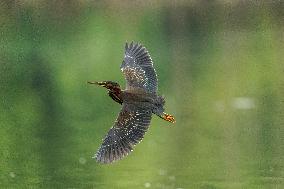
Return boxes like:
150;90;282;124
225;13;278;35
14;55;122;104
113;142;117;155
162;113;176;123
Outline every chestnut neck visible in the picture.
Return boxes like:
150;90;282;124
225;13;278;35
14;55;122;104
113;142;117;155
108;87;123;104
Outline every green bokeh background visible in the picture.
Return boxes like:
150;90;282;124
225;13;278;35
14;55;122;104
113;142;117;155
0;1;283;188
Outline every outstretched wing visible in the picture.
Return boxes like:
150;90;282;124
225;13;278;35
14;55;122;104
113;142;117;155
94;103;152;164
121;42;158;93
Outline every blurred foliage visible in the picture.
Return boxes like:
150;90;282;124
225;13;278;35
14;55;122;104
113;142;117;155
0;0;283;188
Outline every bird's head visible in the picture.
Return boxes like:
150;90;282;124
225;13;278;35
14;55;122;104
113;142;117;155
88;81;121;91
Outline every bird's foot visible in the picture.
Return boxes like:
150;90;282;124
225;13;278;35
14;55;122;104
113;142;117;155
162;113;176;123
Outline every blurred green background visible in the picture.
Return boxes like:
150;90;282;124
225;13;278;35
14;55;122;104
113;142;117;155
0;1;283;188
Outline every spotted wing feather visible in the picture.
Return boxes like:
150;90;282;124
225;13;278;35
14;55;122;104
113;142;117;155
121;42;158;93
94;103;152;164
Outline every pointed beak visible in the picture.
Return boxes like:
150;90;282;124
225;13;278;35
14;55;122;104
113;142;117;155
87;81;106;87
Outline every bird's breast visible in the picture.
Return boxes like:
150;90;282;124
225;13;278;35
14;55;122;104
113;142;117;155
109;90;123;104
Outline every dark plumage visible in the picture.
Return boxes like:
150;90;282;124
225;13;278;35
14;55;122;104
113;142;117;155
88;42;175;164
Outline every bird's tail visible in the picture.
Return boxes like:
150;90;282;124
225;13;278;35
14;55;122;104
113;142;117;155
160;112;176;123
156;95;165;106
155;96;175;123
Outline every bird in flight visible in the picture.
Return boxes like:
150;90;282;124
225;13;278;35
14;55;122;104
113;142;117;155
88;42;175;164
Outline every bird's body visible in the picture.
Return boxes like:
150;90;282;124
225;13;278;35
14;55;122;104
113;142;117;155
88;42;175;164
107;87;163;112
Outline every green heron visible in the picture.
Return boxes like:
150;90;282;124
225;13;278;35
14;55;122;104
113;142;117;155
88;42;175;164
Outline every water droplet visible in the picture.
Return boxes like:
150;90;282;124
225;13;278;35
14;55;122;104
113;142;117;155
144;182;151;188
9;172;16;178
79;157;87;164
232;97;255;110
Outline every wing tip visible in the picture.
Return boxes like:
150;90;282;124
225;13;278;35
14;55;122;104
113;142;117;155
124;41;152;64
94;133;148;164
125;41;144;52
94;141;135;164
94;108;153;164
